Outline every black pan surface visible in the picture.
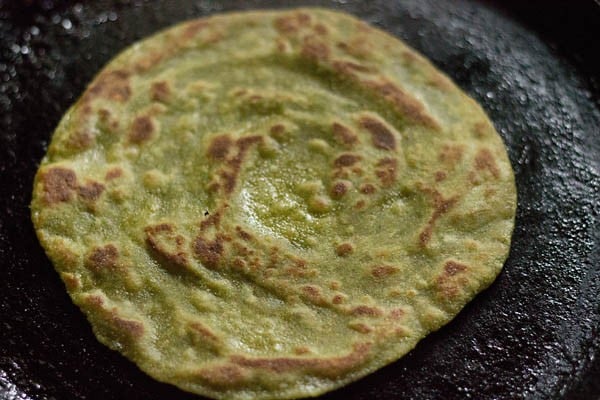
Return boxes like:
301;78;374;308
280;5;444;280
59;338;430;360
1;1;598;399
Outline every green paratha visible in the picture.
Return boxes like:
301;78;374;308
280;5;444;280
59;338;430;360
31;8;516;400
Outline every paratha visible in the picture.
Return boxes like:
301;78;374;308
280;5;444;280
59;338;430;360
31;8;516;400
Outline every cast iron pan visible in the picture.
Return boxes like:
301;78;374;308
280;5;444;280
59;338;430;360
1;0;598;399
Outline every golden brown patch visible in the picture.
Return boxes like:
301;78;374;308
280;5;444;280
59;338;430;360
294;347;312;355
67;130;94;150
332;294;345;304
129;116;155;144
196;365;248;388
207;135;233;161
200;209;223;232
235;226;252;241
439;144;464;166
473;121;490;138
61;273;81;290
274;12;311;34
350;305;384;317
375;158;398;187
418;187;458;247
332;122;358;147
105;168;123;181
359;116;396;151
189;322;221;345
474;148;500;179
360;183;376;194
193;235;225;269
436;260;469;298
145;223;190;270
85;69;131;103
182;19;209;40
301;285;323;303
349;322;373;334
85;244;119;273
354;199;366;210
228;342;371;378
217;136;263;194
371;265;399;278
332;60;374;77
151;81;171;102
330;180;351;199
78;181;105;202
109;312;145;339
388;308;405;320
41;167;78;205
301;35;330;62
337;37;371;59
313;23;328;35
335;243;354;257
434;171;447;182
334;153;362;168
363;79;439;129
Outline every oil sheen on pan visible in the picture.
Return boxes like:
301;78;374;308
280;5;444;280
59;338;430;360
30;8;517;400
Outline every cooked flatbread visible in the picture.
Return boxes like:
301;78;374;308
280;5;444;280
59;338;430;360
31;8;516;400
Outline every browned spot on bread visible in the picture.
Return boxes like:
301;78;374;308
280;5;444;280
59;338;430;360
85;244;118;273
439;144;464;166
229;342;371;378
145;223;190;270
86;70;131;103
349;322;373;334
334;153;362;167
182;19;209;40
434;171;447;182
336;243;354;257
84;294;105;307
61;273;81;290
436;260;469;298
313;23;328;35
67;130;94;150
473;121;490;138
337;37;371;59
207;135;233;161
332;294;345;304
364;79;439;129
371;265;399;278
330;180;351;199
200;209;223;231
294;347;312;355
360;183;376;194
274;12;311;34
355;199;366;210
105;168;123;181
474;148;500;179
418;188;458;247
193;235;225;269
189;322;220;344
129;116;155;144
332;60;374;77
388;308;405;320
359;116;396;151
151;81;171;102
78;181;105;202
213;135;263;194
41;167;78;205
375;157;398;187
109;312;145;339
269;124;286;141
235;226;252;241
427;74;452;91
301;35;330;62
196;365;248;388
332;122;358;147
301;285;322;302
351;305;384;317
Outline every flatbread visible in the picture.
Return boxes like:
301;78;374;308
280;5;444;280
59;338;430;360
31;8;516;400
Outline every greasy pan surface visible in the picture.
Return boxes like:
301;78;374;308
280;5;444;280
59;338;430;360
0;0;598;399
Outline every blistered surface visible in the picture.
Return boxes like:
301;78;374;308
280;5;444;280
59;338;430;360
0;1;598;400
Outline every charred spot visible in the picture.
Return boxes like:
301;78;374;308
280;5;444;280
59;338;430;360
334;153;361;168
371;265;399;278
274;12;311;34
41;167;78;205
151;81;171;102
375;157;398;187
331;122;358;147
474;148;500;178
200;210;222;231
351;305;384;317
335;243;354;257
330;180;351;199
359;183;376;194
207;135;233;161
436;260;469;298
129;116;155;144
105;168;123;181
85;244;119;273
145;223;190;270
67;130;94;150
301;35;330;62
359;116;396;151
235;226;252;241
363;79;439;129
78;181;105;202
193;235;224;269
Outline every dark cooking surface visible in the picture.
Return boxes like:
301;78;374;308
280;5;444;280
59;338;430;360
1;0;598;399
